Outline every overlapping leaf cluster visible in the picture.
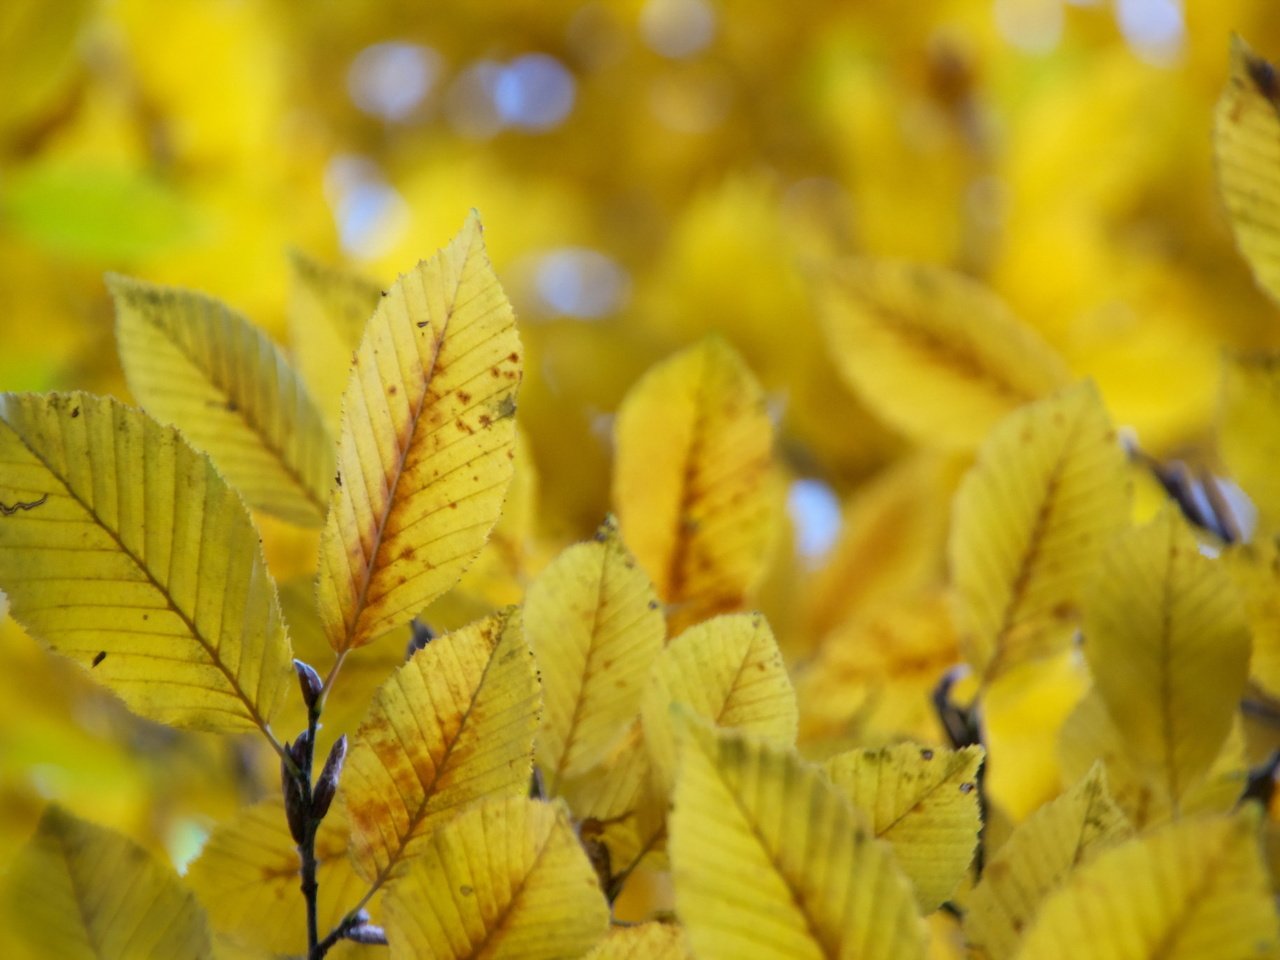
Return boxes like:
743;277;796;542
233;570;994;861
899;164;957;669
7;29;1280;960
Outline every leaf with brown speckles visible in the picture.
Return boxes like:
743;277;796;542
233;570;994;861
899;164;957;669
949;381;1128;684
816;259;1070;451
640;612;796;798
823;743;984;912
316;213;521;652
612;337;780;636
383;797;610;960
342;608;541;890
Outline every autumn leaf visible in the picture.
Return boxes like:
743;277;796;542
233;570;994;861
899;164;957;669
613;336;779;633
1224;535;1280;698
817;259;1071;450
1217;351;1280;526
1012;811;1279;960
640;611;797;796
287;250;383;430
0;391;293;733
581;922;690;960
6;806;212;960
670;717;927;960
342;608;541;888
525;516;665;794
316;213;521;652
382;796;610;960
1214;34;1280;307
963;764;1130;960
110;273;334;527
185;800;367;957
822;743;983;912
950;381;1129;683
1083;507;1250;815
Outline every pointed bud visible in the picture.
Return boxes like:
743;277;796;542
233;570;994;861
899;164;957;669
288;729;313;771
293;659;324;710
281;744;309;845
311;735;347;821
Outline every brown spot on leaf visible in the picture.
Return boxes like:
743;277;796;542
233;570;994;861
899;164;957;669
92;651;106;667
457;390;472;404
400;545;415;561
71;407;80;419
920;748;934;760
388;385;397;396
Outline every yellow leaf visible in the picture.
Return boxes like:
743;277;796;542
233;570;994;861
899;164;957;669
1225;535;1280;698
670;719;927;960
817;259;1071;450
526;516;665;793
287;250;383;430
185;800;366;958
1084;507;1250;814
822;744;984;912
110;274;334;527
6;806;211;960
342;608;541;888
317;214;521;652
641;611;797;796
1012;812;1279;960
0;392;292;733
612;336;779;633
795;587;960;746
1214;35;1280;307
581;922;690;960
963;765;1131;960
950;381;1129;683
1218;352;1280;526
382;797;610;960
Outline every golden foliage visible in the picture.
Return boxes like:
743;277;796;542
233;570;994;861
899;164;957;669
111;274;334;526
950;381;1130;683
0;391;292;733
6;806;212;960
670;718;927;960
342;608;540;887
613;337;780;633
382;797;610;960
317;215;521;652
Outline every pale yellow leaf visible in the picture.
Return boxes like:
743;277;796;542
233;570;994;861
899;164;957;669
186;801;366;958
317;214;521;652
1214;35;1280;307
1218;352;1280;527
7;806;212;960
383;797;610;960
963;764;1131;960
342;608;541;889
0;392;292;733
641;611;797;796
950;381;1129;683
1225;535;1280;698
671;718;927;960
613;336;780;633
817;259;1071;450
287;250;383;430
1084;507;1250;814
581;922;690;960
110;274;334;527
823;744;984;912
1012;811;1279;960
527;516;665;794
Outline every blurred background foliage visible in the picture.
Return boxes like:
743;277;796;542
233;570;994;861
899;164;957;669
3;0;1280;899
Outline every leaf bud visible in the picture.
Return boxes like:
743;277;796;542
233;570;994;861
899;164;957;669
293;659;324;710
311;734;347;821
